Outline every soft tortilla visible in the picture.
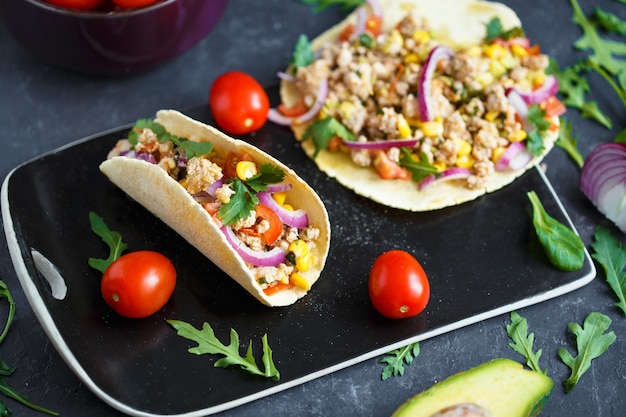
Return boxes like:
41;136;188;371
281;0;558;212
100;110;331;307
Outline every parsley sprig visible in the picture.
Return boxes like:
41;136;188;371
380;342;420;380
484;17;525;43
128;119;213;160
218;164;285;226
302;117;355;158
167;320;280;381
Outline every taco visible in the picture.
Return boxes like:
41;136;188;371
100;110;331;307
269;0;563;211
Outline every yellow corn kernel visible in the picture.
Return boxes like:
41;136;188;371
273;192;287;206
433;161;447;172
500;53;518;70
489;59;507;78
236;160;257;180
421;119;444;137
412;29;430;44
290;272;311;291
509;129;527;143
405;116;421;127
338;101;356;120
288;240;311;272
492;146;507;163
464;45;483;57
454;138;472;157
403;53;420;64
531;72;546;88
475;72;495;87
484;110;500;122
179;177;188;188
484;43;508;59
397;115;412;138
456;154;475;169
383;29;404;54
510;44;528;57
282;204;294;211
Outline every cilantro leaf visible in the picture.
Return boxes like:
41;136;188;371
88;212;128;274
128;119;176;145
167;320;280;381
245;163;285;193
555;118;584;168
302;117;356;158
591;226;626;314
547;58;612;129
525;105;551;157
558;312;616;393
292;34;315;69
299;0;364;13
218;179;258;226
380;342;420;381
484;17;525;43
593;7;626;35
0;281;15;345
506;311;546;374
399;150;439;183
175;139;213;160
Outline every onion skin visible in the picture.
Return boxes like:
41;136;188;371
580;142;626;232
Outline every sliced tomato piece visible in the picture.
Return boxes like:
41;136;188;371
373;151;411;180
277;98;308;117
224;151;254;178
338;24;355;42
366;14;382;37
542;96;566;118
263;282;293;296
255;203;283;245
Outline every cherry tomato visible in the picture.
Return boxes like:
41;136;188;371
43;0;106;10
111;0;158;8
209;71;270;135
368;250;430;319
101;251;176;318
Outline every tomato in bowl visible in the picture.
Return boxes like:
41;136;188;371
1;0;229;75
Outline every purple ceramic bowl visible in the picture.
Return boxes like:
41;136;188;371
1;0;228;75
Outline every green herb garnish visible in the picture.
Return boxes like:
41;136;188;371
555;117;584;168
292;34;315;69
299;0;364;13
590;226;626;315
484;17;525;43
380;342;420;381
218;164;285;226
525;104;551;157
127;119;213;159
558;312;616;393
0;282;14;345
506;311;546;374
87;212;128;273
302;117;356;158
399;150;440;184
593;7;626;35
527;191;585;271
167;320;280;381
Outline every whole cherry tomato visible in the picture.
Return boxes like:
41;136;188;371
209;71;270;135
368;250;430;319
111;0;158;9
101;251;176;318
43;0;106;11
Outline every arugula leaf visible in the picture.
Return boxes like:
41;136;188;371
558;312;616;393
547;58;612;129
615;127;626;143
299;0;364;12
167;320;280;381
506;311;546;374
399;150;440;183
570;0;626;90
0;361;58;415
302;117;356;158
87;212;128;274
590;226;626;314
380;342;420;381
0;282;14;345
484;17;525;43
594;7;626;35
555;118;584;168
292;35;315;69
527;191;585;271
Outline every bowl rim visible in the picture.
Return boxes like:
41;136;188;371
23;0;177;18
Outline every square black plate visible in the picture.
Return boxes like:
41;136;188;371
1;87;595;416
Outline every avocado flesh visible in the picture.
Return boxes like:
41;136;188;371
392;358;554;417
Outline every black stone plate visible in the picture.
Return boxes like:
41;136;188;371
1;87;595;417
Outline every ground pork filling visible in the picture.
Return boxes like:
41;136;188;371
109;131;321;291
294;13;550;190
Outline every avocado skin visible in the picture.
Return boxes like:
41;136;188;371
391;358;554;417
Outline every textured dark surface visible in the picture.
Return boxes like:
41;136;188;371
0;1;625;417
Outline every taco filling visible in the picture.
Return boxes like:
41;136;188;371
270;0;564;211
107;118;324;296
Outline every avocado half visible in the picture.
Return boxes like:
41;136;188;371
391;358;554;417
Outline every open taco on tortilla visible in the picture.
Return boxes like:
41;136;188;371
269;0;563;211
100;110;331;307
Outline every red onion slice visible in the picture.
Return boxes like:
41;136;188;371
508;147;533;171
580;142;626;232
495;142;525;171
268;78;329;126
354;6;367;37
205;177;224;197
417;46;455;122
257;191;309;228
514;75;559;104
266;182;293;193
221;225;286;267
418;167;471;190
342;138;419;150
